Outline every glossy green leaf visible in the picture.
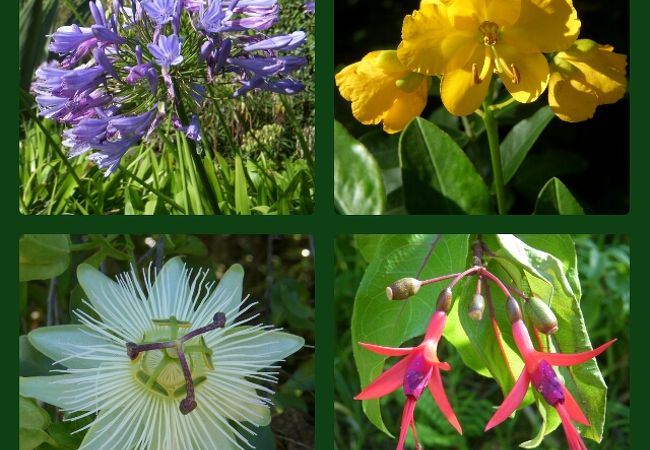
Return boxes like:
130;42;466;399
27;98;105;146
234;155;251;215
495;234;607;443
19;396;53;450
534;177;585;215
354;235;382;263
351;234;470;434
19;234;70;282
501;106;555;184
399;118;491;214
334;121;385;215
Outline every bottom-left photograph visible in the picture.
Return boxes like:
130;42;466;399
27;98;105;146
19;234;315;450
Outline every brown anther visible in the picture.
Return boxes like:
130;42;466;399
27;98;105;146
472;63;482;84
479;21;499;46
510;64;520;84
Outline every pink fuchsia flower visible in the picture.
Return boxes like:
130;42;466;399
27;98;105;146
355;309;462;450
485;298;616;450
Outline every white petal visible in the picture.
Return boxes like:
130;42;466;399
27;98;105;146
78;401;147;450
76;264;144;341
20;375;79;410
28;325;109;369
147;256;187;319
192;264;244;327
202;378;271;426
211;326;304;367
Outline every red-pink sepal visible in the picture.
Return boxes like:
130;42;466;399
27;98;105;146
355;354;415;400
484;369;531;431
397;397;417;450
556;402;588;450
358;342;414;356
536;339;617;367
429;368;463;434
561;384;590;426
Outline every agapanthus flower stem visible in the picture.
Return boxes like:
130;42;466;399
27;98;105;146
482;104;507;214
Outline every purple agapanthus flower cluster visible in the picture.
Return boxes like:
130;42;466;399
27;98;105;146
32;0;307;174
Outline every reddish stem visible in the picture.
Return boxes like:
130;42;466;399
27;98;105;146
420;273;461;286
479;268;512;298
532;326;545;352
447;266;481;290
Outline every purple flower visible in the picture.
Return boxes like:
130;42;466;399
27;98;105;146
89;0;107;26
230;55;306;76
88;136;140;174
198;0;227;33
91;24;127;44
304;1;314;14
48;25;94;54
93;47;118;79
243;31;306;52
147;34;184;67
33;64;105;98
126;63;159;95
141;0;178;25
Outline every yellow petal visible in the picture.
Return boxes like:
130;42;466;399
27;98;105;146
383;79;431;133
447;0;521;27
548;71;598;122
335;52;406;125
440;48;493;116
398;4;473;75
507;0;580;53
498;45;549;103
560;42;627;104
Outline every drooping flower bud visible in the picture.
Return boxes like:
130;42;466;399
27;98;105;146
386;277;421;300
436;287;453;313
505;296;522;323
468;293;485;320
526;297;559;335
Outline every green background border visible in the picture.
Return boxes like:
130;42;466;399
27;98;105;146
7;0;645;448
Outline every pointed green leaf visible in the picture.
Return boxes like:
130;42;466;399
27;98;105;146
334;121;385;215
501;106;555;184
351;234;470;435
399;118;491;214
234;155;251;215
534;177;585;215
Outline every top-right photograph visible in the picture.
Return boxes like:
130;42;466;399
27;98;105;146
334;0;629;215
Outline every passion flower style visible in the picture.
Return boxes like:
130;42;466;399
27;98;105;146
20;257;304;449
33;0;307;174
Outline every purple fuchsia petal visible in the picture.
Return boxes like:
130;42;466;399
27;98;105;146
530;359;565;406
403;351;433;399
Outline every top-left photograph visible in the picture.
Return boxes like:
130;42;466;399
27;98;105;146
19;0;315;215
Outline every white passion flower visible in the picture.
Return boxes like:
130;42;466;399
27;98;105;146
20;257;304;449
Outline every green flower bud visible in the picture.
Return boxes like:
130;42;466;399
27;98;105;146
527;297;559;335
468;293;485;320
436;287;453;313
386;277;422;300
506;296;522;323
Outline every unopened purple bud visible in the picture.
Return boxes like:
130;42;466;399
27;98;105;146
186;115;201;141
530;360;565;406
214;38;231;73
91;24;127;45
199;40;214;64
136;44;143;64
89;0;106;26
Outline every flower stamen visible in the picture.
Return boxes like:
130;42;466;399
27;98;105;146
125;312;227;414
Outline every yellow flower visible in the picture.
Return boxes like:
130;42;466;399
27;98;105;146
335;50;431;134
398;0;581;116
548;39;627;122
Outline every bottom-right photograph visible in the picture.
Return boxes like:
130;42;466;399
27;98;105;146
334;234;629;450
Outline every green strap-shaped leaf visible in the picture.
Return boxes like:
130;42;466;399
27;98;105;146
234;154;251;215
351;234;470;435
334;121;385;215
399;118;491;214
501;106;555;184
534;177;585;215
